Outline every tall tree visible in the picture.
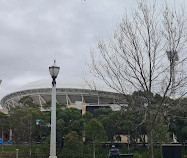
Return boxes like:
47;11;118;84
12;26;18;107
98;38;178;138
9;107;44;156
9;107;43;145
56;108;83;137
19;96;39;108
88;1;187;158
0;112;9;151
84;119;107;158
63;131;83;157
169;98;187;142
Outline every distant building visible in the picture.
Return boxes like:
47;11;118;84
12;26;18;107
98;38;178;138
0;109;8;115
0;79;127;114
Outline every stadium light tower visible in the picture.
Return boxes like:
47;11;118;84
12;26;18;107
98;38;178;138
166;51;179;98
49;60;60;158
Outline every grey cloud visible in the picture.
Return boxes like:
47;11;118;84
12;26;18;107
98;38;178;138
0;0;186;108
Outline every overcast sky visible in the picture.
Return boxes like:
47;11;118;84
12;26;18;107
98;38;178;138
0;0;186;108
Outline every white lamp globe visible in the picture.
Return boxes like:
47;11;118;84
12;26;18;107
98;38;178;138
49;60;60;79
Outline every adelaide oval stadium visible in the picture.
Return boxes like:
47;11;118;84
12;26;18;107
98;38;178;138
0;79;127;114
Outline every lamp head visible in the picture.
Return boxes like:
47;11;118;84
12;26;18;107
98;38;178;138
49;60;60;79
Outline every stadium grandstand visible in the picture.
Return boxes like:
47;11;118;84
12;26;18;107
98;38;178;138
0;79;127;114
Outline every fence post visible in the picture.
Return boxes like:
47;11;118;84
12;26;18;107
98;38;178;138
16;149;19;158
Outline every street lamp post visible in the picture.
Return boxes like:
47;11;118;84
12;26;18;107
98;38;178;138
49;61;60;158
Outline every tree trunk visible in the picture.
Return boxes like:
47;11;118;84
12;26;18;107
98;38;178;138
93;143;95;158
143;134;146;147
127;133;130;151
148;129;154;158
58;134;61;149
1;126;4;152
29;128;32;157
29;148;32;157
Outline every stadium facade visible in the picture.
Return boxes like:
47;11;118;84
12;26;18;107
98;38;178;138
0;79;127;114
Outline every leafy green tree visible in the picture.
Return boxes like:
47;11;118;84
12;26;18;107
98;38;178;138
9;107;43;156
39;107;84;148
169;105;187;143
63;131;83;157
95;111;119;142
0;112;9;151
93;108;138;143
82;112;93;124
43;101;67;110
37;112;51;144
126;91;169;143
57;108;83;137
56;118;65;148
181;126;187;142
93;108;113;118
43;101;51;110
9;107;43;144
19;96;39;108
41;136;50;152
93;108;120;142
84;119;107;158
152;117;168;144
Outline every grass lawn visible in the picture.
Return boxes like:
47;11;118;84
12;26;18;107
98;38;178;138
0;145;186;158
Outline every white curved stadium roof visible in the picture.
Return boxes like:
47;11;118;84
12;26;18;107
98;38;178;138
17;79;89;91
17;78;114;92
1;79;125;110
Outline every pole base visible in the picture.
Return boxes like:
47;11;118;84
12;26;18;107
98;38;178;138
49;156;57;158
